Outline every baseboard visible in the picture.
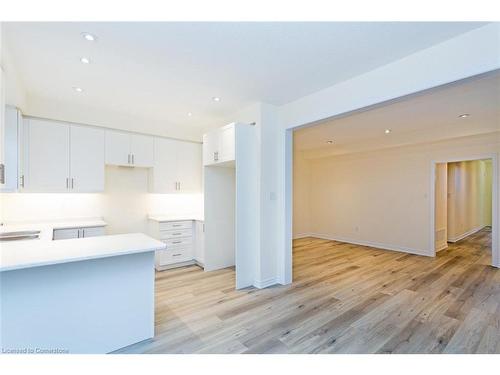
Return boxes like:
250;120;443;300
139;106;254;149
436;243;448;252
448;225;487;243
253;277;278;289
308;233;432;257
293;233;313;239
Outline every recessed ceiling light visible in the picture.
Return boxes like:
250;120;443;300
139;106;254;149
82;32;97;42
212;96;221;102
80;57;90;64
326;140;334;144
384;129;392;134
458;113;470;118
73;87;84;93
187;112;193;117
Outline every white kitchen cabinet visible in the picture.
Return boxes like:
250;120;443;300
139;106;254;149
23;118;70;192
70;125;105;192
0;66;5;187
105;130;130;166
1;106;20;192
105;130;154;167
149;137;202;193
130;134;154;167
23;118;105;193
53;226;105;240
203;123;235;166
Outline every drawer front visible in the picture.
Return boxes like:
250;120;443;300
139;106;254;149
158;221;192;231
164;237;192;248
82;226;106;238
157;247;193;265
160;228;192;240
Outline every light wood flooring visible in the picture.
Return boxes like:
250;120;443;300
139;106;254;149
115;228;500;354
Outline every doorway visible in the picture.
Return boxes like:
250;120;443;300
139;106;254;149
432;155;498;267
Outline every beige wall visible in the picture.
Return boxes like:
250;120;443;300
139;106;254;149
293;132;499;256
0;166;203;233
447;159;492;242
435;163;448;251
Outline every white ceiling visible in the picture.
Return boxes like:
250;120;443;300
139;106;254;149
294;71;500;157
3;22;487;135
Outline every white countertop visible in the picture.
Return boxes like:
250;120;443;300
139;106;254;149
148;214;204;222
0;233;166;272
0;218;107;241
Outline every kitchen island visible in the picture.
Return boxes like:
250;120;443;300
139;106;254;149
0;233;165;354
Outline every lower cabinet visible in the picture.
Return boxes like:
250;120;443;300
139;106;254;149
53;226;106;240
149;219;205;270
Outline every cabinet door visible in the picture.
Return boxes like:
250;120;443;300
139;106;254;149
81;226;105;238
105;130;130;166
70;125;105;192
202;131;218;166
53;228;80;240
24;119;70;192
219;125;235;162
150;137;177;193
0;106;19;192
130;134;154;167
194;221;205;264
177;141;202;192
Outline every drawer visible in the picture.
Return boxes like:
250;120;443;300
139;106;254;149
164;237;192;248
158;221;192;231
157;247;193;265
160;228;192;240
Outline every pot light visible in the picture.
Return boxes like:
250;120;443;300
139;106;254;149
458;113;470;118
82;32;97;42
326;140;334;144
73;86;84;93
384;129;392;134
80;57;90;64
187;112;193;117
212;96;221;102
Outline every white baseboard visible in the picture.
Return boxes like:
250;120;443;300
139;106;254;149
293;233;313;239
448;225;487;243
308;233;432;257
253;277;278;289
436;243;448;252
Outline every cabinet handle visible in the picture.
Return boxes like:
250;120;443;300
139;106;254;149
172;233;182;236
128;154;131;164
178;182;181;190
214;151;219;161
82;229;85;238
66;177;69;189
71;178;74;189
173;253;182;257
172;241;182;244
77;229;80;238
0;164;4;184
131;154;134;164
20;175;25;188
172;224;182;227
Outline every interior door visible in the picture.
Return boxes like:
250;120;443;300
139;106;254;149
151;137;178;193
24;118;70;192
70;125;105;192
130;134;154;167
177;141;202;192
105;130;130;166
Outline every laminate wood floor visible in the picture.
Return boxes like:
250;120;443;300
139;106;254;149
115;228;499;354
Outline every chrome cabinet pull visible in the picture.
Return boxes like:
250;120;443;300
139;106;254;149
0;164;5;184
71;178;74;189
172;241;182;244
127;154;130;164
172;224;182;227
214;151;219;161
131;154;134;164
173;253;182;257
66;177;69;189
77;229;80;238
172;232;182;236
82;228;85;238
20;175;25;188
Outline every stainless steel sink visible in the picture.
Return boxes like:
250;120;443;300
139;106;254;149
0;230;41;241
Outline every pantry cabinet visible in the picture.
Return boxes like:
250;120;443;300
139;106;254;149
22;118;104;192
149;137;202;193
105;130;154;167
203;123;235;166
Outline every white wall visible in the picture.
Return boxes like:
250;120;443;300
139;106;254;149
293;149;311;237
435;163;448;251
293;133;499;257
0;166;203;233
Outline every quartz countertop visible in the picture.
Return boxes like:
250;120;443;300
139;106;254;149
148;214;204;222
0;233;165;272
0;218;107;241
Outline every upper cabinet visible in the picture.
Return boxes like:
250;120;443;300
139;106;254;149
1;106;21;192
149;137;202;193
105;130;154;167
22;118;104;192
203;123;235;166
